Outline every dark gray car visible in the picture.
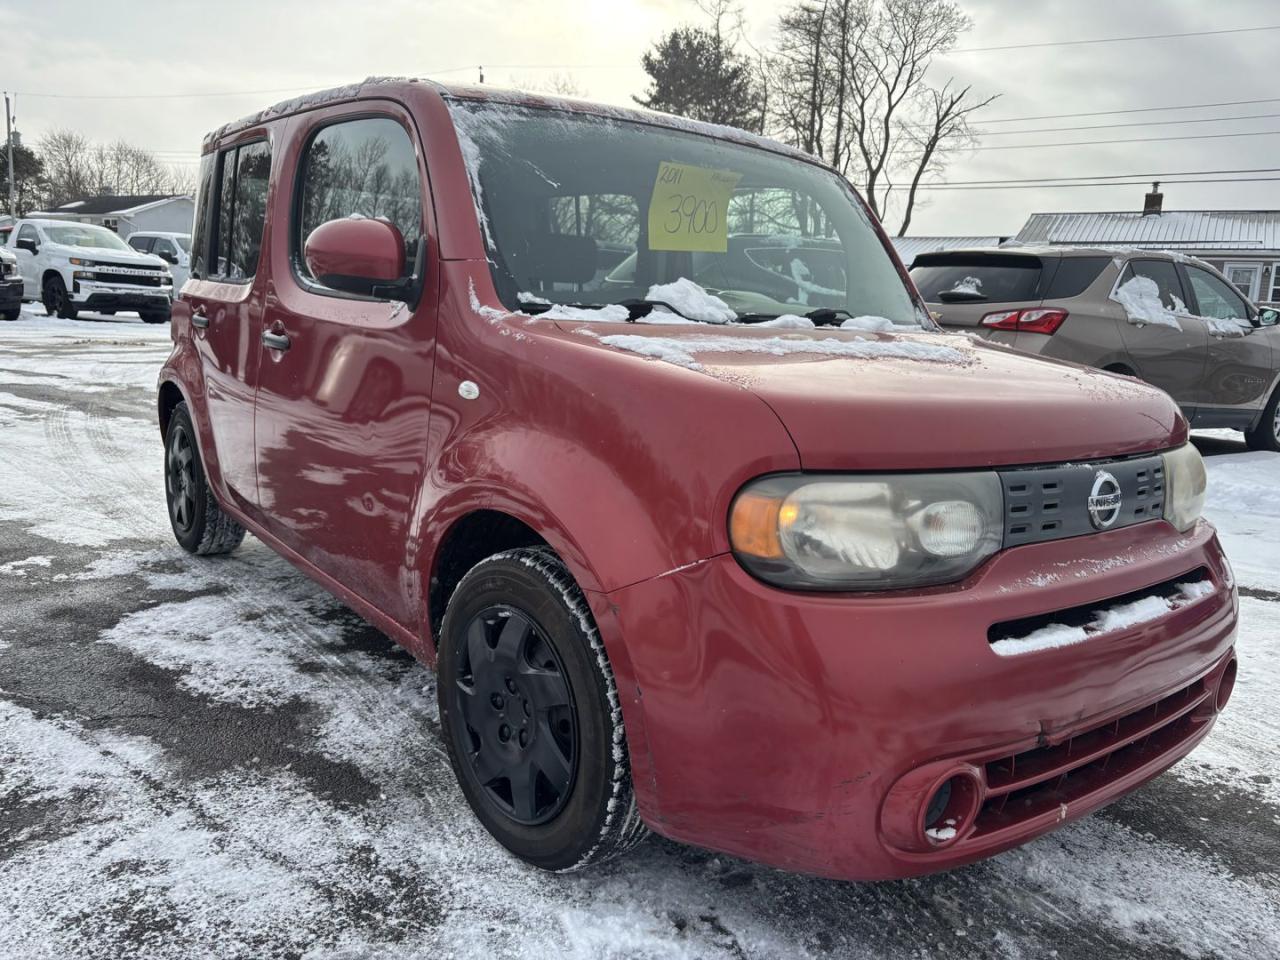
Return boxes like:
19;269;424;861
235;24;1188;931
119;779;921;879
912;246;1280;451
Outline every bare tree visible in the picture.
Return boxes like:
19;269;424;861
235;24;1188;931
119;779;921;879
769;0;996;233
35;129;194;208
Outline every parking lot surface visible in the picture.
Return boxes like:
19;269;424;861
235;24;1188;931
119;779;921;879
1;304;1277;959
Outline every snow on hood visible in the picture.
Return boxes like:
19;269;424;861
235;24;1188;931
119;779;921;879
585;329;971;371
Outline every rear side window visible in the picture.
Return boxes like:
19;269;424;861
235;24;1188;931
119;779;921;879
1043;256;1110;299
211;141;272;282
910;254;1042;303
190;155;215;279
1118;260;1186;311
296;116;423;288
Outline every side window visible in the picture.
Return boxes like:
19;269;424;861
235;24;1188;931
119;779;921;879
211;140;272;282
153;238;175;257
190;154;216;279
129;236;154;253
1044;256;1110;299
17;224;38;245
1186;266;1250;322
1123;260;1187;311
296;116;422;289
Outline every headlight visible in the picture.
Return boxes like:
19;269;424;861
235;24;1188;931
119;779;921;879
68;257;95;267
1163;443;1206;532
729;473;1003;590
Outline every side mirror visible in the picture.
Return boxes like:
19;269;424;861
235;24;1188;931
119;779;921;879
158;251;178;265
1259;308;1279;328
16;238;37;255
304;217;406;297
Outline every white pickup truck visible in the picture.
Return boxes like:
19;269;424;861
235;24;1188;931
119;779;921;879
6;218;174;322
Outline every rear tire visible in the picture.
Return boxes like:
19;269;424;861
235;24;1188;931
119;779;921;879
438;548;648;871
42;275;77;320
164;402;246;555
1245;387;1280;452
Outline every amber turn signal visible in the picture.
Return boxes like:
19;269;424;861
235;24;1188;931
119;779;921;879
729;492;786;559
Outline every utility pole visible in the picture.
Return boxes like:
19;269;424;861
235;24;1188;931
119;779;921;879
4;93;14;217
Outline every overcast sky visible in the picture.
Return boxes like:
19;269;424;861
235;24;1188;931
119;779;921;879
6;0;1280;236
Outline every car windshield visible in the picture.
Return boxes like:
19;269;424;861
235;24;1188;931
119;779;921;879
44;224;133;252
449;101;923;326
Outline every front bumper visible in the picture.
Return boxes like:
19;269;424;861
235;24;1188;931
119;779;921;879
603;518;1237;880
70;279;172;310
0;277;21;309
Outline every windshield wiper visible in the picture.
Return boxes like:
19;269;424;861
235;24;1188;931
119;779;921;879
736;308;849;326
936;290;988;303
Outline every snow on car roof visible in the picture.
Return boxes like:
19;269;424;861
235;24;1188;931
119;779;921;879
203;77;818;167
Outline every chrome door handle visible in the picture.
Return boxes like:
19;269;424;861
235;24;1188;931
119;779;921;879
261;330;291;351
191;307;209;329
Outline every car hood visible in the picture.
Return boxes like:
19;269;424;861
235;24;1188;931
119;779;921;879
565;324;1185;470
47;243;165;267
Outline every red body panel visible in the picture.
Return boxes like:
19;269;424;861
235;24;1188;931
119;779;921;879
159;79;1238;882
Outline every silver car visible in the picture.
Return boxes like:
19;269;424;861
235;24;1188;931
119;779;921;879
911;246;1280;451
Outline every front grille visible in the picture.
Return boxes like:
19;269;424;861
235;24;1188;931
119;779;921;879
973;675;1212;838
94;260;163;273
87;271;165;288
1000;455;1164;547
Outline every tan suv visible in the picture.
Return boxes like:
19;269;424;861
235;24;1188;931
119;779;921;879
912;247;1280;450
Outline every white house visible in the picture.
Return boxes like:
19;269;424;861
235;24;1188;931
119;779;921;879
34;194;194;240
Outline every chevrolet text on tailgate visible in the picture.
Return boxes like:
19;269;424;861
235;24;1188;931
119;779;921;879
157;78;1237;880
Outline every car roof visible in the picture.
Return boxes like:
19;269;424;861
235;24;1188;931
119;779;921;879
203;76;819;168
130;231;190;238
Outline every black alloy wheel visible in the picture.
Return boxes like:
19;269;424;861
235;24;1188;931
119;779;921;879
166;422;198;537
451;606;578;825
43;276;77;320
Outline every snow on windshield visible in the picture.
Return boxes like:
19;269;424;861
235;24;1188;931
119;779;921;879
1111;275;1182;329
644;278;736;324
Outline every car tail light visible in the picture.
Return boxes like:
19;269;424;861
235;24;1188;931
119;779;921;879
980;308;1068;335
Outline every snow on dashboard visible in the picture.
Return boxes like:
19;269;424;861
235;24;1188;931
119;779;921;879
991;580;1216;657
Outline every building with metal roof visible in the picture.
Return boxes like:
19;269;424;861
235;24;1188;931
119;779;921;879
1013;186;1280;302
30;194;194;241
891;234;1010;265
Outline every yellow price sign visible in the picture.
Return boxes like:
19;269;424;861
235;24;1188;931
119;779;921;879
647;161;743;253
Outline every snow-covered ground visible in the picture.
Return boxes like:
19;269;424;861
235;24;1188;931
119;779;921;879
1;301;1277;959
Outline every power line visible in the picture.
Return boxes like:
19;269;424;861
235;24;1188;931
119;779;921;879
919;166;1280;186
974;111;1280;137
950;23;1280;54
981;96;1280;125
917;176;1280;191
969;128;1280;151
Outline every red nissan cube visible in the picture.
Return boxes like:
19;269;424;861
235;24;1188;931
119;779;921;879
157;78;1238;881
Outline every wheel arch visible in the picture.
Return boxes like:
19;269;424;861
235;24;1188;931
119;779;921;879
157;378;188;439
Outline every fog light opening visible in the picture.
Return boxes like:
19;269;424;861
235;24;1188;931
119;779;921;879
921;773;980;847
1216;658;1238;712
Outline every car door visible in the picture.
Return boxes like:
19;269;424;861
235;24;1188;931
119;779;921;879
252;105;438;628
182;138;274;513
1181;264;1275;426
1112;258;1210;417
13;223;43;299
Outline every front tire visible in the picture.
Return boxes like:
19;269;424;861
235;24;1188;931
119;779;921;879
141;307;170;324
1246;386;1280;452
439;548;648;871
164;402;246;555
0;308;18;321
42;275;77;319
